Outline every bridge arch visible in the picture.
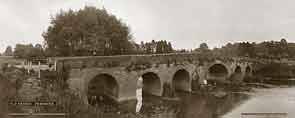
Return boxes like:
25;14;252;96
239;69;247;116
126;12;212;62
87;73;119;105
208;63;229;80
234;66;242;74
141;72;162;96
172;69;191;92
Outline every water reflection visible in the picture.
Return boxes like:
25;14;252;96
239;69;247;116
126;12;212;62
177;92;250;118
141;92;250;118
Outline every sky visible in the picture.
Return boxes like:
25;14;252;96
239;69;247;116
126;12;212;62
1;0;295;52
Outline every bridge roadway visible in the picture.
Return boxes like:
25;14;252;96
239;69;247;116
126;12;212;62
51;52;254;104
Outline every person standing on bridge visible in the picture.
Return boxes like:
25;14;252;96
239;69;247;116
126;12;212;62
136;77;143;113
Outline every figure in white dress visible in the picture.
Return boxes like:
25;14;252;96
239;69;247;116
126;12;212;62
203;79;208;85
136;77;143;113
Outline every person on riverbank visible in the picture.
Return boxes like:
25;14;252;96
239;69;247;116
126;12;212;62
136;77;143;113
200;79;208;94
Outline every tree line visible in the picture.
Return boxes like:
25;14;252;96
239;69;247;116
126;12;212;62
1;44;44;58
213;38;293;58
135;40;173;54
1;39;174;59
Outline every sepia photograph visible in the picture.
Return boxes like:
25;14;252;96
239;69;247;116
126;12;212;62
0;0;295;118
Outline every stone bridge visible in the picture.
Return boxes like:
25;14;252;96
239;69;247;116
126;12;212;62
53;53;254;104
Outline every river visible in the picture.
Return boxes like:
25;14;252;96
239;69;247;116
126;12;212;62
221;87;295;118
142;87;295;118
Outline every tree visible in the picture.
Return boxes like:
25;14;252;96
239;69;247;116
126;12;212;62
14;44;44;59
3;46;13;56
156;41;162;54
140;40;174;54
199;43;209;50
195;43;210;53
279;38;289;57
280;38;287;45
43;6;134;57
14;44;33;58
31;44;44;58
145;43;152;54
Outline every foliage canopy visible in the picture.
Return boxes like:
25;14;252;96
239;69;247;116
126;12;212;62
43;6;135;56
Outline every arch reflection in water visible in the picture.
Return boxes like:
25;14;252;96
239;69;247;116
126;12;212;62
139;92;250;118
243;66;252;82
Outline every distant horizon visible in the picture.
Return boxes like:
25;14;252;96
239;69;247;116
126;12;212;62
1;0;295;52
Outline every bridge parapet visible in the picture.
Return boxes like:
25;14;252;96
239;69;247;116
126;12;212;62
52;52;245;72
